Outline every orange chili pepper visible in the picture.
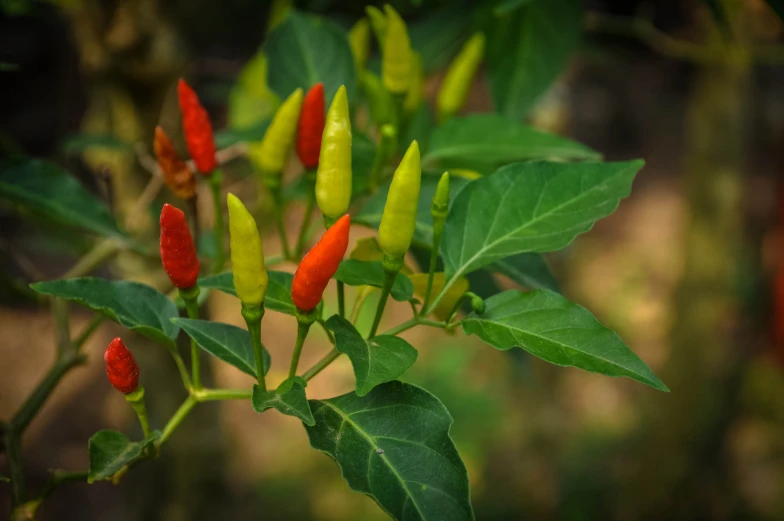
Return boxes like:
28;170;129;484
154;126;196;199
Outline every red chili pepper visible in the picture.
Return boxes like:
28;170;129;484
296;82;325;169
292;214;351;311
154;126;196;199
160;203;200;289
104;337;140;394
177;79;217;175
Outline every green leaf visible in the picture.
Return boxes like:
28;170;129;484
354;173;471;249
265;11;357;104
0;158;124;238
493;0;535;16
305;381;474;521
400;103;434;156
60;134;132;156
462;289;668;391
31;278;179;345
198;271;297;316
408;6;472;73
252;377;315;426
352;132;377;199
87;430;160;483
326;316;417;396
441;160;643;284
486;0;582;119
423;114;600;173
227;51;279;138
172;318;270;377
490;253;559;292
334;260;413;302
214;119;271;148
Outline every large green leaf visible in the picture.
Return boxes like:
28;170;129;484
326;316;417;396
31;278;179;345
227;51;279;137
352;132;377;199
491;253;559;292
199;271;297;316
0;158;124;238
305;381;474;520
88;430;160;483
441;160;643;291
462;289;668;391
334;260;413;302
265;11;357;104
408;6;472;73
172;318;270;377
485;0;582;119
423;115;600;173
354;173;471;249
252;377;315;426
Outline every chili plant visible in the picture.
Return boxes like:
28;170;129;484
1;2;668;520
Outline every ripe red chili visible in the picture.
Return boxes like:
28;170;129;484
160;203;200;289
104;337;140;394
177;79;217;175
296;82;326;169
292;214;351;311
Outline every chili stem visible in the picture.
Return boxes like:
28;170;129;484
420;228;442;316
73;314;105;350
167;345;192;391
368;269;396;338
180;286;202;390
289;321;312;379
242;303;267;392
125;388;152;438
193;388;252;401
208;169;226;273
302;348;341;381
337;281;346;318
156;396;197;447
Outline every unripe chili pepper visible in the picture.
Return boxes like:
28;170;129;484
291;213;351;311
366;6;387;48
105;337;140;394
436;33;485;122
381;5;412;95
315;85;352;222
432;171;450;220
160;203;200;290
154;126;196;199
378;140;421;258
360;70;392;126
249;88;304;177
404;52;424;114
227;193;268;305
296;83;325;169
349;18;370;70
177;79;217;175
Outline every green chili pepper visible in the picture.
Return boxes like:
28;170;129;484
404;52;424;114
436;33;485;122
249;88;303;178
349;18;370;71
360;70;392;126
227;193;268;305
366;6;388;48
315;85;352;223
378;140;420;260
381;5;412;95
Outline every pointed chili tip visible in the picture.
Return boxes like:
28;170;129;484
160;202;185;226
332;213;352;235
105;337;139;395
402;140;420;163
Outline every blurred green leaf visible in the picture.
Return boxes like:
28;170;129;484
199;271;299;316
305;381;474;521
172;318;270;377
31;278;179;346
60;134;132;156
228;52;280;135
88;430;160;483
493;0;535;16
0;158;124;238
408;6;472;72
352;132;377;198
441;160;643;286
265;11;358;104
214;119;271;148
326;315;417;396
491;253;559;292
486;0;582;119
334;260;413;302
462;289;668;391
400;103;434;156
423;114;600;173
252;377;315;425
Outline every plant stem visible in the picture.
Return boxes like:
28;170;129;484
302;348;341;381
194;388;252;401
295;169;317;257
73;314;105;349
180;286;202;390
337;281;346;318
156;396;197;447
289;321;312;379
125;388;151;438
5;428;25;506
368;267;397;338
167;345;192;391
382;317;447;337
242;303;267;392
62;237;122;279
350;287;374;324
208;169;226;273
37;470;88;501
315;319;336;344
421;231;443;317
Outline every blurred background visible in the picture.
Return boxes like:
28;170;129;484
2;0;784;519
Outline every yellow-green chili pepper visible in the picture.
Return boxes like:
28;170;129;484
315;85;352;223
404;52;424;114
227;193;268;305
366;6;387;48
378;140;421;259
360;70;392;126
436;33;485;122
248;88;303;177
381;5;412;95
349;18;370;71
